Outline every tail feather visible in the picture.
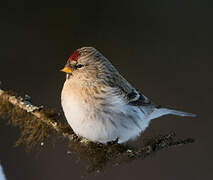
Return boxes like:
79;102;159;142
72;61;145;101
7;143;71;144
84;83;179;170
165;108;196;117
149;108;196;120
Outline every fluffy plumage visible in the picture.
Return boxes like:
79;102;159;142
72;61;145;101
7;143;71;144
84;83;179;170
61;47;196;143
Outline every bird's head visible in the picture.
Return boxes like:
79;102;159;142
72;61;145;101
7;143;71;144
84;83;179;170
61;47;98;74
61;47;116;82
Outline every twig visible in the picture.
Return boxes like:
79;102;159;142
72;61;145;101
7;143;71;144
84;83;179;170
0;88;76;141
0;88;195;173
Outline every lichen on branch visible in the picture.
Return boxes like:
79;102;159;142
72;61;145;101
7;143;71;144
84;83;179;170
0;88;195;173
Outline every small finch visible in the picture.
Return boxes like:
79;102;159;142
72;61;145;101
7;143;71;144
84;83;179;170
61;47;196;143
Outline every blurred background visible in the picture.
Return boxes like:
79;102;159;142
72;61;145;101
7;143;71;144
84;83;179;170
0;3;212;180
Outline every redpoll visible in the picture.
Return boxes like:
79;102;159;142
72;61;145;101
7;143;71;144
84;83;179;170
61;47;196;143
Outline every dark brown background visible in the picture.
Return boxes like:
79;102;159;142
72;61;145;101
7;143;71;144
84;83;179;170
0;4;212;180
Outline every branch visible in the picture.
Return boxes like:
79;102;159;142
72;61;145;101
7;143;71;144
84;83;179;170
0;87;195;173
0;88;76;142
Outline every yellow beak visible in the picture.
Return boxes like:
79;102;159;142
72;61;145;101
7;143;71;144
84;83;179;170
61;66;72;74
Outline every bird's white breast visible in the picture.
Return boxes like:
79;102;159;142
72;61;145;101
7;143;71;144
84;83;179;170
61;79;150;143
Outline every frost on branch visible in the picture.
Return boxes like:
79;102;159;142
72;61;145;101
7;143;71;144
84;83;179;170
0;88;195;173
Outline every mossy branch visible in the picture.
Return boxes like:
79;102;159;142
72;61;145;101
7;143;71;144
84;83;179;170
0;88;195;173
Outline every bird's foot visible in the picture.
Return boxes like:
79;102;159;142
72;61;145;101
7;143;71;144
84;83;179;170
107;137;119;145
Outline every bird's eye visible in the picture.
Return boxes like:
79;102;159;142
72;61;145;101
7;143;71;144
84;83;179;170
75;64;84;69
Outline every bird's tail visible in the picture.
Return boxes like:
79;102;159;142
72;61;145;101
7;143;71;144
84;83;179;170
149;107;196;120
163;108;196;117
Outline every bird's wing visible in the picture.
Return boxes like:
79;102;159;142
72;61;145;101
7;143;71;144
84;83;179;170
126;89;153;106
100;55;159;108
109;71;155;106
109;71;159;108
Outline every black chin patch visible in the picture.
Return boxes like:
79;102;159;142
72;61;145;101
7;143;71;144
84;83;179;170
66;74;72;79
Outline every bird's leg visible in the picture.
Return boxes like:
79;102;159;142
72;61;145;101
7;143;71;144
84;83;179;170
107;137;119;145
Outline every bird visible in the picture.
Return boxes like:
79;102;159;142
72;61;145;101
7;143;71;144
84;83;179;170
61;47;196;144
